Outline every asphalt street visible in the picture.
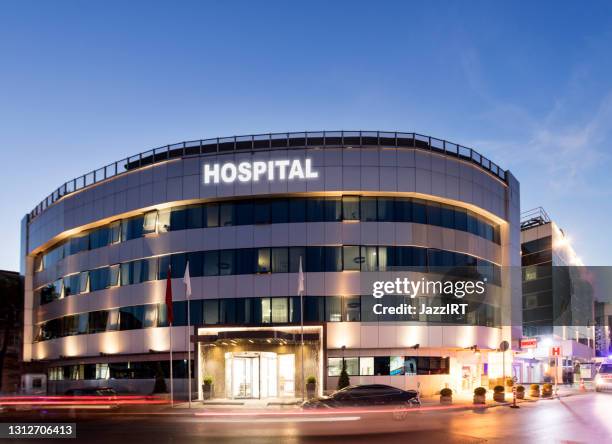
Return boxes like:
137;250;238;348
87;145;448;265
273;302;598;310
0;392;610;443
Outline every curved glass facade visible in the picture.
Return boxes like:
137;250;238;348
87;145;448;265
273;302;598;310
36;196;500;271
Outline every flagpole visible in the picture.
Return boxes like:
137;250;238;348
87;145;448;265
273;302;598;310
186;262;192;409
169;321;173;407
299;257;305;402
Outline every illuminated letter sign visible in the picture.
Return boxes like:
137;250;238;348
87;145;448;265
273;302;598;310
202;159;318;185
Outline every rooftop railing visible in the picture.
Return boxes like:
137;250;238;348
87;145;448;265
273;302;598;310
521;207;551;230
28;131;508;222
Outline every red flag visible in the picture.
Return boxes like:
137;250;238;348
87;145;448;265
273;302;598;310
165;264;173;325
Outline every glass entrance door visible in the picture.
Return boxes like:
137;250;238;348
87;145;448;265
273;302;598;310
231;355;259;399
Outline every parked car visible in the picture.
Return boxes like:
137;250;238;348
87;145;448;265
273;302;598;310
595;362;612;392
302;384;420;410
64;387;117;396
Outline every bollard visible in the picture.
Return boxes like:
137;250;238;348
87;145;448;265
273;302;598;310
510;385;520;409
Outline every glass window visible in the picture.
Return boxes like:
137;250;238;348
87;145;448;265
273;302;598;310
342;246;361;271
344;297;360;321
342;196;360;220
454;208;467;231
143;305;158;328
271;298;288;323
236;249;255;275
106;308;120;331
261;298;271;323
395;198;412;222
89;227;110;250
378;246;394;271
390;356;404;375
326;296;342;322
307;198;325;222
88;311;108;334
363;246;378;271
324;247;342;272
143;211;158;234
157;209;171;233
271;248;288;273
328;357;342;377
109;265;120;287
270;199;289;224
374;356;390;375
289;199;306;223
377;198;395;222
203;300;219;324
204;203;219;228
64;274;80;296
345;357;359;376
412;199;427;224
467;212;479;235
289;247;306;273
427;202;441;226
324;197;342;222
187;251;204;277
219;250;235;275
235;201;253;225
256;248;271;273
360;197;377;222
306;247;324;273
79;272;89;293
219;203;234;226
253;200;271;224
120;262;132;286
203;251;219;276
440;205;455;229
186;205;204;229
360;357;374;376
170;207;187;231
171;254;186;278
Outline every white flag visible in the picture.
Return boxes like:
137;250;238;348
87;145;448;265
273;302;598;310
298;256;304;295
183;261;192;299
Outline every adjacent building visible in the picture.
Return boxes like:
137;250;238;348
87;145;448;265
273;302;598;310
516;207;594;384
21;131;521;398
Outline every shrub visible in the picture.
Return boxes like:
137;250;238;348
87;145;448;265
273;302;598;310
306;376;316;384
516;385;525;392
440;388;453;397
506;378;514;387
203;376;213;386
474;387;487;396
337;360;350;390
493;385;504;393
542;383;552;391
530;384;540;391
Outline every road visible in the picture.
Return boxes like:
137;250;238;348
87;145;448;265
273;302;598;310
1;392;610;443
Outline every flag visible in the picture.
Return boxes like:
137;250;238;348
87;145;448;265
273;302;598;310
183;261;192;299
298;256;304;295
165;264;173;324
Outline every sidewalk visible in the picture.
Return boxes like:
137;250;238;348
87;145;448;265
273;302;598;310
169;385;590;412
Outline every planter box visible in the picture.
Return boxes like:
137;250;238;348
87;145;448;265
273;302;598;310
306;383;316;399
542;391;552;398
473;395;486;405
529;391;540;398
493;393;505;402
202;384;213;400
516;392;525;400
440;395;452;405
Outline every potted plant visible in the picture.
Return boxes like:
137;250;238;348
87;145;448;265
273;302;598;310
542;383;553;398
493;385;505;402
505;378;514;389
529;384;540;398
516;385;525;400
440;388;453;405
306;376;317;399
337;360;350;390
473;387;486;405
202;376;213;400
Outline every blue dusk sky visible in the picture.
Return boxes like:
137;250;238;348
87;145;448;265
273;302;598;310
1;1;612;270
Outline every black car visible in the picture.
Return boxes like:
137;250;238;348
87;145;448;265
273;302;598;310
302;384;420;410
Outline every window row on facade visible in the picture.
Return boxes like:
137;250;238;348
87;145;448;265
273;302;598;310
47;359;193;381
35;296;501;342
37;245;501;305
36;196;501;271
327;356;450;377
